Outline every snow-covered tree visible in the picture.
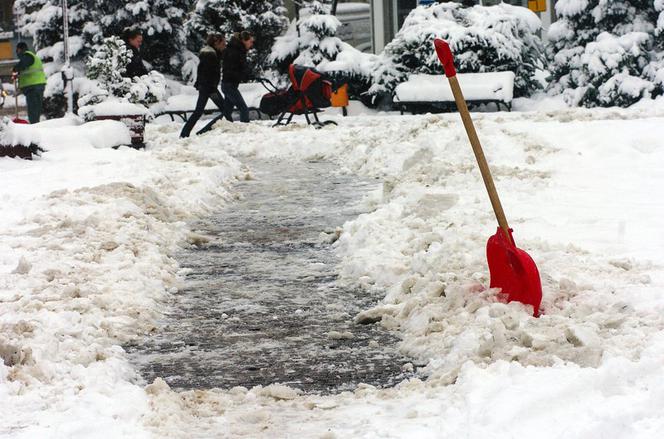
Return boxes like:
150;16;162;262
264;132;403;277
547;0;660;107
656;0;664;43
368;2;545;103
15;0;191;116
15;0;97;63
84;36;133;99
185;0;288;75
268;0;375;99
93;0;192;75
270;0;342;70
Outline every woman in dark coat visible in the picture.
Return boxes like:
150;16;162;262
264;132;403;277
221;31;254;123
180;34;228;138
123;29;148;78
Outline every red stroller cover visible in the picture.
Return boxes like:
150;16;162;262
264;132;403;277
259;65;333;117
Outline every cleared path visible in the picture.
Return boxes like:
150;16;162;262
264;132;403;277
129;159;413;393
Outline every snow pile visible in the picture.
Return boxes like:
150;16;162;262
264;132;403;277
0;120;243;435
1;117;131;150
369;2;545;103
394;72;515;103
547;0;664;107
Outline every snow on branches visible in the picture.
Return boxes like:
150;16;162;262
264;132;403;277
269;0;376;97
185;0;289;76
92;0;191;75
547;0;663;107
79;36;165;120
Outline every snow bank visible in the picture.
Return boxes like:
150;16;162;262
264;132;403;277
1;117;131;150
0;120;243;435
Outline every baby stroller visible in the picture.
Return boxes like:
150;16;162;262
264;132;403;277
259;65;338;129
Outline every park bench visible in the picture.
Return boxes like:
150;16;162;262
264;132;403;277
152;83;267;122
393;72;515;114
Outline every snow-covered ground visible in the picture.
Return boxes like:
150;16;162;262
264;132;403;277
1;102;664;438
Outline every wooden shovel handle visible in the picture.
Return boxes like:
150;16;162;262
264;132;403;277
434;39;511;241
14;78;19;120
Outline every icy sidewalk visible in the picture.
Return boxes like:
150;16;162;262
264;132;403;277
129;158;414;392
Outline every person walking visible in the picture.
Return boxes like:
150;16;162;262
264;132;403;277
123;28;148;78
221;31;254;123
12;42;47;124
180;34;228;138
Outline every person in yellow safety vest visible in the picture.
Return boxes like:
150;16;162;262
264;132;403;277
12;42;47;124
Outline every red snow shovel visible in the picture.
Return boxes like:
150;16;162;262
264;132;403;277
434;39;542;316
12;78;29;124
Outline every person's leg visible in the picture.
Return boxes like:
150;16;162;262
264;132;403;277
23;86;39;124
224;84;249;123
221;83;235;122
195;90;229;135
32;85;45;123
210;90;233;123
180;90;210;138
235;89;250;123
209;90;225;112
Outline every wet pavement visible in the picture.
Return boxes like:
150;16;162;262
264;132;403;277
128;159;414;394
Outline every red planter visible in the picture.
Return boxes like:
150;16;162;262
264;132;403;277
0;144;33;160
95;114;146;149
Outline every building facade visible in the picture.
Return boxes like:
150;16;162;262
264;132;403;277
0;0;16;63
371;0;557;53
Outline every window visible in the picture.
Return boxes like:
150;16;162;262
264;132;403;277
395;0;417;30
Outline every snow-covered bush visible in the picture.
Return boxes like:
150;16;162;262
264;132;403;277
84;36;133;100
547;0;661;107
269;1;376;99
579;32;654;106
185;0;289;76
369;2;545;103
79;36;165;120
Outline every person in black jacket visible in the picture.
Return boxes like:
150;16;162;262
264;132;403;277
180;34;228;138
123;29;148;78
221;31;254;123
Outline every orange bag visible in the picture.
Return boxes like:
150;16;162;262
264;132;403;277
330;84;349;108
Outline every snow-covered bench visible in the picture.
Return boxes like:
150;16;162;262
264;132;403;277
394;72;515;113
152;83;267;121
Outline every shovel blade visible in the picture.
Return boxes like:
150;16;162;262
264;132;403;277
487;228;542;316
